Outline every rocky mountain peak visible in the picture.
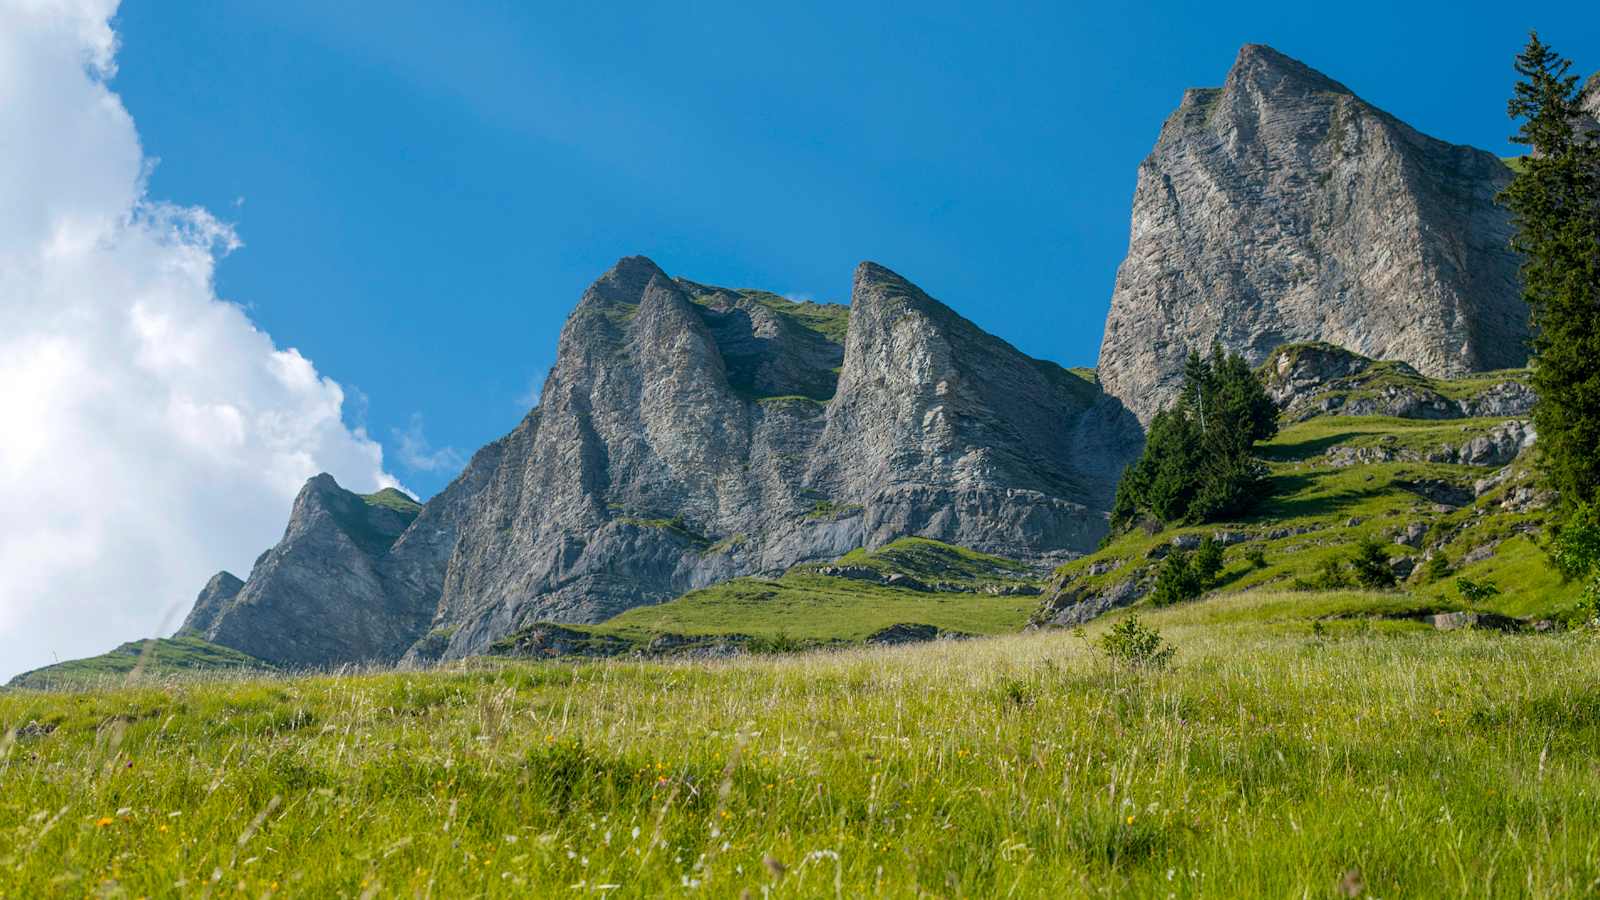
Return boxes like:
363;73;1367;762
1226;43;1352;96
1098;44;1526;423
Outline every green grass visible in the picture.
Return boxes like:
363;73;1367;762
7;593;1600;896
829;536;1033;584
594;573;1036;643
360;487;423;515
7;637;270;689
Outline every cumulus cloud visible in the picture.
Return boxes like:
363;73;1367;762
392;413;464;473
0;0;399;681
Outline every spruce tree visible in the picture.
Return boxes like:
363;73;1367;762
1500;33;1600;510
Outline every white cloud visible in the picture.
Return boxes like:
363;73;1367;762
392;413;464;474
0;0;399;681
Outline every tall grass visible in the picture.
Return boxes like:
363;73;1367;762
3;591;1598;897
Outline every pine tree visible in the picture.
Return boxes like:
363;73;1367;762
1110;343;1279;532
1500;33;1600;510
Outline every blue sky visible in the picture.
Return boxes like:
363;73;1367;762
111;1;1598;498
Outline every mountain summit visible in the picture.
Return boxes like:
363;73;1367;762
1097;43;1527;423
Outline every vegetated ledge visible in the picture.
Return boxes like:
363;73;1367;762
486;621;976;661
6;637;272;690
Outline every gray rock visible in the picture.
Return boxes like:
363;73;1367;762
177;571;243;637
187;475;425;668
865;623;940;645
1046;579;1150;626
1098;44;1527;423
424;258;1139;661
884;573;931;592
1394;522;1428;548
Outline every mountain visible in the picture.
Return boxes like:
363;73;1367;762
422;258;1138;661
1098;44;1528;423
181;479;426;666
172;258;1137;669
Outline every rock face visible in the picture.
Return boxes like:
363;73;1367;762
177;571;243;637
426;258;1138;659
181;257;1138;666
1261;343;1536;422
1099;44;1528;423
182;476;425;667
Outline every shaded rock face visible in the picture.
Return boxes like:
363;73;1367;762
428;257;1137;660
1099;44;1528;423
177;571;243;637
186;475;421;667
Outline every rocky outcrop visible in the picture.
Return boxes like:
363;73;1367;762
1261;343;1535;422
177;571;243;637
184;476;426;667
1099;44;1528;423
422;258;1138;660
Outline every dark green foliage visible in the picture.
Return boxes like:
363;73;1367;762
1549;501;1600;618
1456;577;1503;605
1293;558;1352;592
1349;537;1398;589
1150;551;1202;607
1111;344;1279;530
1500;34;1600;512
1424;553;1453;583
1192;537;1225;585
1244;546;1268;570
1150;540;1224;607
1100;614;1175;670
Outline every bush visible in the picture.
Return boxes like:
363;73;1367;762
1245;546;1268;569
1193;537;1225;584
1100;614;1175;670
1550;502;1600;620
1150;550;1204;606
1456;577;1502;605
1423;553;1452;583
1293;557;1352;591
1350;537;1397;589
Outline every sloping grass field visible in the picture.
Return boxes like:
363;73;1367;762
5;590;1600;897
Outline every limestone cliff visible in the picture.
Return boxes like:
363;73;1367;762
1098;44;1527;423
425;258;1136;659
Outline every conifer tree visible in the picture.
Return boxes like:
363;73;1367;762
1500;33;1600;510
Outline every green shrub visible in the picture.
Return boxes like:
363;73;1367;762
1193;537;1225;584
1423;553;1452;583
1350;537;1397;589
1456;577;1502;605
1293;557;1352;591
1245;546;1268;569
1099;614;1175;670
1150;550;1204;607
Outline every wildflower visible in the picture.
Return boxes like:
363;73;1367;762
1126;815;1135;825
96;817;115;828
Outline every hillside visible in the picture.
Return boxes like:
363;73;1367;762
6;637;269;690
1038;344;1567;628
485;537;1044;659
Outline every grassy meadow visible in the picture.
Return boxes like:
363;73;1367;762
6;589;1600;898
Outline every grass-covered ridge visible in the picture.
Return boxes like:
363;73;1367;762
6;594;1600;896
6;637;270;690
493;537;1044;657
360;487;422;515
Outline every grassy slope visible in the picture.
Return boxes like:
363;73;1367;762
6;637;270;690
5;596;1600;896
1044;365;1575;624
504;538;1043;651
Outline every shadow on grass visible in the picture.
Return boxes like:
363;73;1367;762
1259;430;1368;462
1245;473;1394;521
